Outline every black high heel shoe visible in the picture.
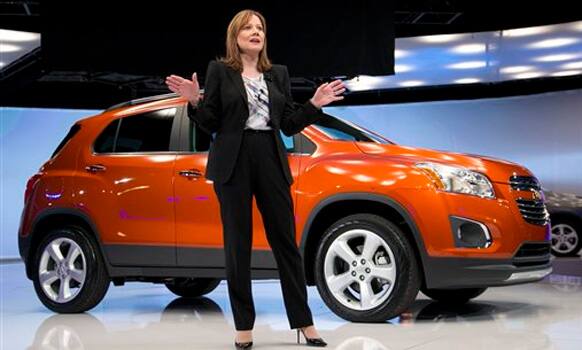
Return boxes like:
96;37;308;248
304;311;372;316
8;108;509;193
296;327;327;347
234;340;253;349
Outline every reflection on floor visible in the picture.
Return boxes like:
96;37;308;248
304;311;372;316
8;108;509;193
2;262;582;350
552;256;582;277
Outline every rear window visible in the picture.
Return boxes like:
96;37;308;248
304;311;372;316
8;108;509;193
93;120;119;153
51;124;81;158
93;108;176;153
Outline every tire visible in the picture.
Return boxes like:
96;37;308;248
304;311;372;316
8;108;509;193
421;287;487;304
32;226;110;313
314;213;421;322
550;218;582;257
165;278;222;298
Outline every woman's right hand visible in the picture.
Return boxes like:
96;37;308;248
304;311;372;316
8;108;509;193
165;73;201;105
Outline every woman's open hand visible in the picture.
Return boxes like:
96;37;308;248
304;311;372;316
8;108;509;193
310;79;346;109
165;73;201;105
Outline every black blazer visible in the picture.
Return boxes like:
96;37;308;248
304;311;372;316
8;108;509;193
187;60;324;185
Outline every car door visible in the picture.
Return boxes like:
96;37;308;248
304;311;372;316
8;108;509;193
174;110;303;269
77;106;179;266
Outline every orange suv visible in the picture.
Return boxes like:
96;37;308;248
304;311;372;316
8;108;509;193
18;93;552;321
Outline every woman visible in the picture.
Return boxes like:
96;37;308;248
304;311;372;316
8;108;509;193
165;9;345;349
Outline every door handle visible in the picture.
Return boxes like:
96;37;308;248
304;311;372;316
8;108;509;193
179;169;203;178
85;164;107;173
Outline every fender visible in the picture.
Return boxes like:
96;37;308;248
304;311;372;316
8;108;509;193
24;207;113;279
298;191;430;274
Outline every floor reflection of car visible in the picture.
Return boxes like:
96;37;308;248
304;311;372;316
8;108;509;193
19;92;552;323
544;190;582;257
28;297;226;349
28;296;563;350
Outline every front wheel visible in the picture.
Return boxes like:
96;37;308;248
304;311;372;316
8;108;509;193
314;214;421;322
421;287;487;304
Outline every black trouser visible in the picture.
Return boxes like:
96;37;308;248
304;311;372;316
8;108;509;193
212;128;314;331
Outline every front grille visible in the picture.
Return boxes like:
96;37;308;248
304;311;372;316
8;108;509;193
515;198;550;225
515;242;551;258
509;175;542;191
510;175;550;226
513;242;551;267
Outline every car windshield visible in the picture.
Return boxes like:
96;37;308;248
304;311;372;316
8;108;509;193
311;113;394;144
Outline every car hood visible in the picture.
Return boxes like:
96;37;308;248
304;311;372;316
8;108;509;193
355;142;532;183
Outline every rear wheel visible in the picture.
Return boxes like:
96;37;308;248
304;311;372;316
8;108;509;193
314;214;421;322
32;226;110;313
165;278;221;297
421;287;487;304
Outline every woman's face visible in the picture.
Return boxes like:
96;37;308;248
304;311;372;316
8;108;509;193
237;14;265;56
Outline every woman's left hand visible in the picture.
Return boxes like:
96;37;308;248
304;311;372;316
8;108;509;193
310;79;346;109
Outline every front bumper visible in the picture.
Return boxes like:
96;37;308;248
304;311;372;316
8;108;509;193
423;241;552;289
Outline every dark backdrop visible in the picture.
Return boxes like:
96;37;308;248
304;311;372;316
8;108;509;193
42;1;395;79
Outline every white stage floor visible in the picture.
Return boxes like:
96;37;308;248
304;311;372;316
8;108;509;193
2;261;581;349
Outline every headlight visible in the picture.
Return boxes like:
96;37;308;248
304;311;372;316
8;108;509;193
416;162;495;199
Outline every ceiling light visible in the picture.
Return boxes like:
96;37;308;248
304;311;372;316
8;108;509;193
500;66;535;74
417;34;465;43
533;54;578;62
451;44;487;54
394;64;413;73
399;80;425;87
527;37;580;49
345;75;385;91
0;29;40;42
447;61;487;69
551;70;582;77
454;78;481;84
512;72;544;79
0;43;22;53
502;26;551;37
394;49;410;59
349;75;384;84
561;61;582;69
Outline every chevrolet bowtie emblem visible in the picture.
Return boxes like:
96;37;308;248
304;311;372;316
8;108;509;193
531;189;542;200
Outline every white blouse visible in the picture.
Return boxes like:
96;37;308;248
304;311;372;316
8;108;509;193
242;73;272;130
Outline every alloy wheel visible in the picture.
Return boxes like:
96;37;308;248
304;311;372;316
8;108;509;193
323;228;397;311
38;238;87;303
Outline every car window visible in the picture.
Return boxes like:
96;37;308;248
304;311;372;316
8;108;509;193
93;120;119;153
280;131;295;152
314;126;358;141
189;124;296;153
51;123;81;158
94;108;176;153
190;123;213;152
313;114;392;144
298;133;316;154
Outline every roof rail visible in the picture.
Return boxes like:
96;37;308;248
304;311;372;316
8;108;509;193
104;92;181;112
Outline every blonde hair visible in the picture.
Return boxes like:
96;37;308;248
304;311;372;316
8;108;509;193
219;9;272;72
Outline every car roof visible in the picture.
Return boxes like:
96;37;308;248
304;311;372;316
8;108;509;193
104;92;181;112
